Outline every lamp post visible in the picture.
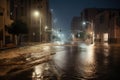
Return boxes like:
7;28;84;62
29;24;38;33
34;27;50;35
33;10;42;42
32;32;36;41
45;25;48;42
82;21;94;44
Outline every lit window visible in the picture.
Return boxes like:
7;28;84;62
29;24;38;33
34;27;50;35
103;33;108;42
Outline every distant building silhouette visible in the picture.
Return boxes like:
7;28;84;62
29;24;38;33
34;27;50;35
71;16;82;32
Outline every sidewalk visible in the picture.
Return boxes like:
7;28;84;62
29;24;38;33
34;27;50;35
0;42;55;60
0;42;43;51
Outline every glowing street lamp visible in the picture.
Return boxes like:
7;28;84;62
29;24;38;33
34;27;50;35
82;22;86;25
32;10;42;42
33;10;40;17
82;21;93;25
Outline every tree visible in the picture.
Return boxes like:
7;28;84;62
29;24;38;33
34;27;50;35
8;20;28;45
9;20;28;35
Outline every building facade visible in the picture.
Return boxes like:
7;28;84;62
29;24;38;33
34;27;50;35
10;0;52;42
80;8;120;43
109;11;120;43
94;9;120;43
0;0;13;48
80;8;102;43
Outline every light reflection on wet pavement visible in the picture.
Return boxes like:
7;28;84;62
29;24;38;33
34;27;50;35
53;43;120;80
1;42;120;80
0;62;58;80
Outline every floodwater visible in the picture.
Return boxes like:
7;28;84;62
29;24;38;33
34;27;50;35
53;43;120;80
1;42;120;80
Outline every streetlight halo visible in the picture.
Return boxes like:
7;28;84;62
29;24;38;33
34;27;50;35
83;22;86;25
34;10;40;17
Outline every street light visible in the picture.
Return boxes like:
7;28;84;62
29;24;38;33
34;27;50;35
82;21;94;44
32;32;36;41
32;10;42;42
82;21;92;25
33;10;40;17
45;26;48;42
82;22;87;25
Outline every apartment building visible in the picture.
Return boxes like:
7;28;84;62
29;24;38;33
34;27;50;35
94;9;120;43
10;0;52;42
0;0;13;48
80;8;120;43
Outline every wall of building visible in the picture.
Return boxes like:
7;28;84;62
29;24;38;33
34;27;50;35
94;11;110;42
10;0;52;42
80;8;101;43
80;8;120;43
94;10;120;43
0;0;13;48
109;11;120;43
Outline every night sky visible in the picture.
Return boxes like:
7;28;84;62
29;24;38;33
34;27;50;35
49;0;120;35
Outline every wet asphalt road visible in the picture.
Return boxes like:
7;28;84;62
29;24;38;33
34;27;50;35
53;43;120;80
1;42;120;80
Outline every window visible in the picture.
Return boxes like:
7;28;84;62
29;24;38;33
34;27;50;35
41;6;43;8
21;7;24;16
0;12;3;16
109;11;112;20
116;16;120;27
21;0;24;5
103;33;108;42
119;12;120;16
99;15;104;23
112;12;115;17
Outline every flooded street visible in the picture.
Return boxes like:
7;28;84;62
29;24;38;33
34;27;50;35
53;43;120;80
0;42;120;80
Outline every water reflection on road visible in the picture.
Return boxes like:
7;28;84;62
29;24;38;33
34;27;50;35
53;43;97;80
53;43;120;80
1;42;120;80
0;62;58;80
